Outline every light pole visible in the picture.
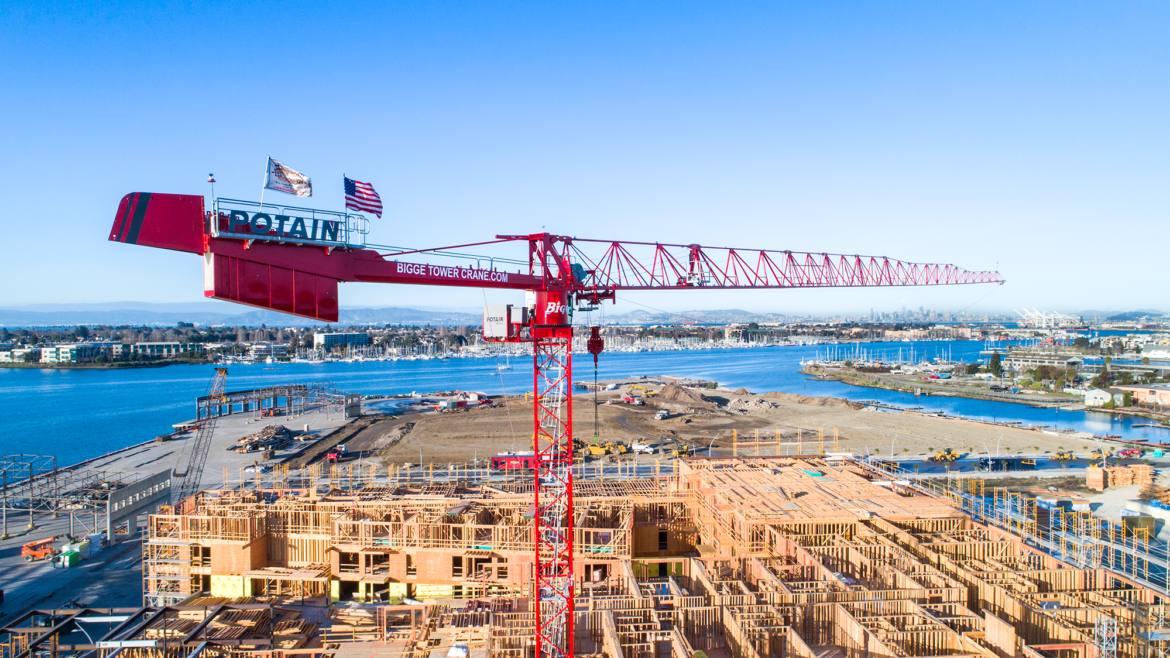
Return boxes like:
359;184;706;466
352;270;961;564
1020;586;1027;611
708;434;721;455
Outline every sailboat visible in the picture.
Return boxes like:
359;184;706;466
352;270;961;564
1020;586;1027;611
497;352;513;371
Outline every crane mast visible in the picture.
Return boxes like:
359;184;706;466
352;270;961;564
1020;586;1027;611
109;191;1003;658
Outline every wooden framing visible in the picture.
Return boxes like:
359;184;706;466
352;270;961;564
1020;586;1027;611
132;456;1161;658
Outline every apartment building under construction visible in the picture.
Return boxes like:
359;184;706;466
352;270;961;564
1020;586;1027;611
124;456;1169;658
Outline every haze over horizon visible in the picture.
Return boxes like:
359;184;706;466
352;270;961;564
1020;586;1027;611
3;2;1167;316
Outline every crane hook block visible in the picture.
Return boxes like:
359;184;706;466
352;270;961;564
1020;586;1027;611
587;326;604;363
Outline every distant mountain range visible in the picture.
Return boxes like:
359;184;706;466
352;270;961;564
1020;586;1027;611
1;302;1163;328
587;309;792;324
0;302;482;328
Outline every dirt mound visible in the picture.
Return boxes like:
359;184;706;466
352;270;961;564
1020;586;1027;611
763;391;864;410
658;384;721;412
732;387;752;395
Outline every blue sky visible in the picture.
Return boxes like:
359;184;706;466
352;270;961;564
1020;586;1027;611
1;1;1166;316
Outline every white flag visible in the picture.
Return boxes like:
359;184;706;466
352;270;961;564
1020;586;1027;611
264;157;313;197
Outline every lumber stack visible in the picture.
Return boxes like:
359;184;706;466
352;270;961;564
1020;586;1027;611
1086;466;1107;491
273;617;318;650
329;606;380;641
1086;464;1156;491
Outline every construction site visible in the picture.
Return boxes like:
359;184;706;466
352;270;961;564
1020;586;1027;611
2;453;1165;658
83;182;1166;658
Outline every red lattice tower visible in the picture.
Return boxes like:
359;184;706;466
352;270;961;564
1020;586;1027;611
532;333;574;657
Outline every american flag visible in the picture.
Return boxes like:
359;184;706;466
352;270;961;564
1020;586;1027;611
343;176;383;218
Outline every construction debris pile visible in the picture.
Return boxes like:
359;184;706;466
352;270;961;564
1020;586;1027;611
1086;464;1155;491
232;425;302;454
763;390;866;409
656;384;721;413
724;396;777;413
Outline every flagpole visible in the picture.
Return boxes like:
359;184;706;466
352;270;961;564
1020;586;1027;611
259;156;269;210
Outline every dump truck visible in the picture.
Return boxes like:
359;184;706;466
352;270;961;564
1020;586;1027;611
655;410;670;420
669;446;696;458
631;442;655;455
22;538;58;562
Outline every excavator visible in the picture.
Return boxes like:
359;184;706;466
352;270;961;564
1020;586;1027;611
629;385;656;398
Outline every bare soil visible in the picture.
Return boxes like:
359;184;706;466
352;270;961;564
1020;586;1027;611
374;383;1097;466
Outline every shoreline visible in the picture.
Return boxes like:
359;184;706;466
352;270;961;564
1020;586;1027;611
0;358;210;370
800;367;1074;409
802;366;1170;424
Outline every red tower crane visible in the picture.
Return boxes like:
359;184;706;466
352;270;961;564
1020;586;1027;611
110;192;1003;658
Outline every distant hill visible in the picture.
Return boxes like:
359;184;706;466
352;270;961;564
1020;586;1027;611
589;309;791;324
0;302;481;328
1105;309;1165;322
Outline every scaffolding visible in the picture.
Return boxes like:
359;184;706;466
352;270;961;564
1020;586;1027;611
0;454;157;539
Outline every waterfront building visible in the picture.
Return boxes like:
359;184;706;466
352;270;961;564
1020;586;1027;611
40;342;121;363
1083;388;1112;407
248;342;289;359
1003;352;1083;374
1115;383;1170;408
313;332;371;351
132;342;203;357
0;347;41;362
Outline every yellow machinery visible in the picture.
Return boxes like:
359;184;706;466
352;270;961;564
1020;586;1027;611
930;448;961;462
629;385;656;398
604;441;629;455
1088;448;1113;461
669;446;696;458
1050;450;1074;462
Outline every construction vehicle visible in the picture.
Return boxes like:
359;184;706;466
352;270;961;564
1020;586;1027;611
655;410;670;421
1088;448;1113;461
629;385;656;398
622;396;645;406
929;448;961;462
603;441;629;455
108;186;1002;656
22;538;58;562
1050;450;1075;462
631;442;655;455
1118;448;1143;459
669;446;696;458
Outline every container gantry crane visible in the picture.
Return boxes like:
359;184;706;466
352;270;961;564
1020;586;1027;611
109;192;1004;658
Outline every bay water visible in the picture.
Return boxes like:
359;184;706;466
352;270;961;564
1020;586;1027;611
1;340;1164;465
